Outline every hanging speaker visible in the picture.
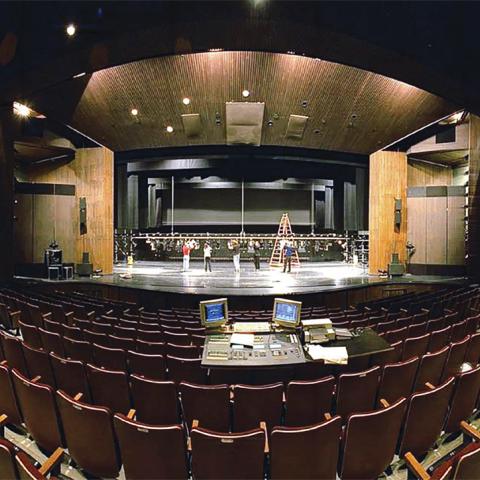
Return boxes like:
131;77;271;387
80;197;87;235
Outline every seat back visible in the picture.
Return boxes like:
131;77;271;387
179;382;230;431
453;442;480;479
465;333;480;365
92;344;127;371
127;350;166;380
270;416;342;480
191;426;266;480
450;321;467;343
398;377;455;456
167;356;207;384
442;336;470;381
38;327;65;356
114;414;188;479
130;375;179;424
166;343;199;359
0;364;22;426
0;438;18;480
369;340;402;367
1;333;29;377
63;337;92;363
336;366;380;418
83;328;109;347
428;325;452;353
444;366;480;433
19;321;42;349
285;376;335;426
233;383;284;432
402;333;429;361
87;364;131;414
414;345;449;391
136;339;166;355
22;344;55;387
377;357;419;406
11;369;64;452
56;390;120;478
164;331;190;346
49;353;91;401
340;398;407;480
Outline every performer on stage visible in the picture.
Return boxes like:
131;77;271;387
203;241;212;272
182;240;191;272
283;240;295;273
253;240;261;271
228;239;241;272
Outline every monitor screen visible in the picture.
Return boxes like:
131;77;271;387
200;298;229;328
205;302;226;323
272;298;301;328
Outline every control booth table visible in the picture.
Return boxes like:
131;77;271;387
201;327;392;368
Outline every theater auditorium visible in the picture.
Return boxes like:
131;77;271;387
1;1;480;478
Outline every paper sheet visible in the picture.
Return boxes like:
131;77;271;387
307;345;348;364
230;333;255;348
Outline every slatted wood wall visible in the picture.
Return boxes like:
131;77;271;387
408;159;452;186
369;151;407;274
16;147;113;274
468;115;480;277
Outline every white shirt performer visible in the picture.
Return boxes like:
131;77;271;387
204;242;212;272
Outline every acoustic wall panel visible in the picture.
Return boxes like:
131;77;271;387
407;196;427;265
447;194;466;265
426;196;447;265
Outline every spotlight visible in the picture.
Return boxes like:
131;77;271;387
13;102;31;117
182;97;191;105
66;24;76;36
166;125;174;133
242;90;250;98
131;108;138;116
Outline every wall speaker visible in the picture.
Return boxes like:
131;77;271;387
79;197;87;235
394;198;402;227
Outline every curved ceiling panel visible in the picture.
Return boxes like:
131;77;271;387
30;51;458;154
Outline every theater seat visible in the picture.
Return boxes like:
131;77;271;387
190;425;266;479
22;344;56;387
398;377;455;457
92;343;127;371
339;398;407;480
56;390;121;478
127;350;166;380
16;448;64;480
11;369;64;453
377;357;419;406
232;383;283;432
0;364;22;427
442;336;470;381
49;353;91;401
130;375;179;424
179;382;230;431
38;328;65;357
414;346;449;392
284;376;335;426
114;414;188;479
1;332;29;377
270;416;342;479
167;356;207;384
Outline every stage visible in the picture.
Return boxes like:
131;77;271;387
19;260;467;297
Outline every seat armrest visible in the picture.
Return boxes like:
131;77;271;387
9;311;21;329
64;311;74;324
73;392;83;401
42;312;52;320
425;382;435;390
127;409;136;420
405;452;430;480
260;422;269;454
87;311;95;320
39;447;64;476
461;421;480;441
379;398;390;408
0;413;8;435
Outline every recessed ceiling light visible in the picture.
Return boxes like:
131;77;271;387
13;102;31;117
131;108;138;116
242;90;250;98
208;48;223;52
182;97;191;105
66;24;76;36
166;125;174;133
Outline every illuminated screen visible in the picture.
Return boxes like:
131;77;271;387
205;303;225;322
275;302;298;323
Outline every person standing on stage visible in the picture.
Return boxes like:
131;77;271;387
203;241;212;272
182;240;191;272
283;240;294;273
229;239;241;272
253;240;261;271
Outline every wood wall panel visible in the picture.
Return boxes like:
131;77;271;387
426;196;447;265
407;160;452;186
468;115;480;277
407;197;427;264
447;195;465;265
18;147;113;274
369;151;407;274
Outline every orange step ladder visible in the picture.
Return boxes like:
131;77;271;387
269;213;300;268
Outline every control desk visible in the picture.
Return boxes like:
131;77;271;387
202;332;306;367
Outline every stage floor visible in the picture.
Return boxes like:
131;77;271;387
39;260;465;296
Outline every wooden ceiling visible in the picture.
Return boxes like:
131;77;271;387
29;51;458;155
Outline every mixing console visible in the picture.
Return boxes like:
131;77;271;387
202;332;306;367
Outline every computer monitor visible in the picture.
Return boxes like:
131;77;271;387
200;298;229;328
272;298;301;328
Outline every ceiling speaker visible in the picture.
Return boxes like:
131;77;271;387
286;115;309;139
225;102;265;146
181;114;202;137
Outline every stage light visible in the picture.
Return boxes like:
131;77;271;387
242;90;250;98
166;125;174;133
208;48;223;52
66;24;76;36
131;108;138;116
182;97;191;105
13;102;31;117
73;72;86;79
